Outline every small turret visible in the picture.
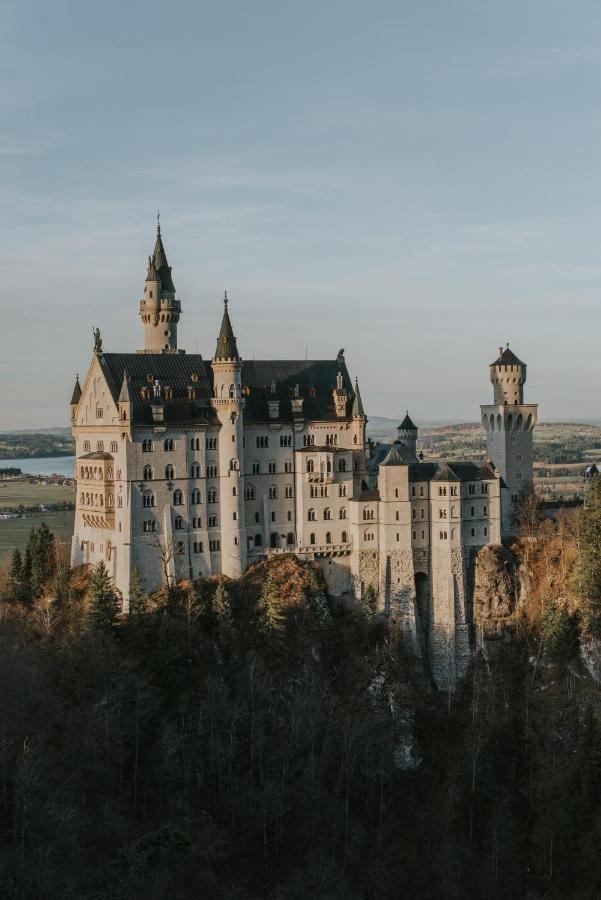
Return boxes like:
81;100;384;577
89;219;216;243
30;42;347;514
490;344;526;405
396;411;418;457
139;217;182;354
214;292;240;361
352;378;365;419
70;374;82;422
118;370;134;423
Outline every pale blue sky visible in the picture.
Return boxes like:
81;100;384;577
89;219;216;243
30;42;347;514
2;0;601;428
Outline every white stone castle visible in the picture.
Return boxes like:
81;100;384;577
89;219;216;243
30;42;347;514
70;224;537;684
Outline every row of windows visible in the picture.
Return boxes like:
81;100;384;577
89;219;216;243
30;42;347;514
79;492;115;509
306;458;347;474
80;465;116;481
307;531;348;545
82;441;118;453
308;508;347;521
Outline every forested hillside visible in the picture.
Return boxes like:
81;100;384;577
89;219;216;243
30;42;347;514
2;489;601;898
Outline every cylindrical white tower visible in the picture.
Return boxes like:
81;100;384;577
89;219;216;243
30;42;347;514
138;222;182;354
210;294;247;577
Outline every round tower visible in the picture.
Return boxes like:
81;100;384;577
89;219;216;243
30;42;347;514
490;344;526;405
210;293;247;578
138;220;182;354
396;411;418;458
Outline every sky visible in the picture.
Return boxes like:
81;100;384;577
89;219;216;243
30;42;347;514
1;0;601;428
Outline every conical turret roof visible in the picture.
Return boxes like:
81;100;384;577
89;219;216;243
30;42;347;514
491;344;524;367
118;370;134;403
214;293;240;361
398;411;417;431
352;378;365;417
70;374;82;405
146;220;175;292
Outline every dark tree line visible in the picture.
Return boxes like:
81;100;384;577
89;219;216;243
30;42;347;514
1;532;601;897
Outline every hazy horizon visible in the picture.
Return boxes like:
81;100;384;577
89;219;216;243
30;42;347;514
3;0;601;428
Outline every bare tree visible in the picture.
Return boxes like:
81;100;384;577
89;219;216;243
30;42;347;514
145;534;185;590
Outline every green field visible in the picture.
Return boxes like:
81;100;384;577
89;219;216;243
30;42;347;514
0;510;75;562
0;480;75;508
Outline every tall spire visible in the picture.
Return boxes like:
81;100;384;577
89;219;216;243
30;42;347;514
214;291;240;361
70;373;82;406
152;216;175;292
352;377;365;417
118;370;134;404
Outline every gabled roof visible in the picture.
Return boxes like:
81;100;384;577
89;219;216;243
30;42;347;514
214;295;240;361
380;445;406;467
70;374;82;405
432;462;461;482
491;346;525;367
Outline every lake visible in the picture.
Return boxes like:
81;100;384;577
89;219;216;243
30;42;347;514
0;456;75;477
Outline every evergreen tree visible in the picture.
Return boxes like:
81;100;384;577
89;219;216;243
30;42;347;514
307;570;331;626
53;556;73;608
576;475;601;635
257;572;285;635
212;581;233;638
542;602;580;663
86;562;120;630
6;549;25;604
362;584;378;623
128;569;148;618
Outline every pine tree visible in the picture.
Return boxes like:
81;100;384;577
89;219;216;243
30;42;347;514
53;556;73;608
542;602;580;663
213;581;233;637
307;570;331;626
86;562;120;630
576;475;601;635
6;549;24;604
128;569;148;618
257;572;285;636
363;585;378;623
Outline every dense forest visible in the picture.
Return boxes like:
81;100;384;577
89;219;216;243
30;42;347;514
2;488;601;898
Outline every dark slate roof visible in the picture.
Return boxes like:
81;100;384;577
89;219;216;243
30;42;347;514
240;358;354;422
80;451;114;460
70;375;82;405
351;379;365;418
351;488;380;502
214;296;240;360
398;412;417;431
408;460;496;483
380;445;406;467
367;441;416;473
99;353;217;427
491;346;525;367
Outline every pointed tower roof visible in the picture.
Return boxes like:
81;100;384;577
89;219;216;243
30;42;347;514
214;292;240;361
491;344;525;367
152;219;175;292
145;254;160;283
398;411;417;431
118;370;134;403
70;374;82;405
380;445;407;467
432;462;460;482
351;378;365;418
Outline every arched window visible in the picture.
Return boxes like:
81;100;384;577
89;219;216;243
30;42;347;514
286;532;294;545
339;508;346;519
228;384;236;398
268;460;276;474
342;530;348;543
451;506;458;518
165;465;175;480
285;485;293;498
255;534;263;547
269;485;278;499
191;489;201;504
142;439;154;452
309;533;316;544
363;508;374;521
325;531;332;544
245;484;255;500
142;492;155;508
338;458;346;472
307;459;314;473
174;516;183;530
164;438;175;451
230;458;239;471
364;530;374;542
208;489;217;503
173;489;184;506
339;483;346;497
191;464;201;478
308;508;316;521
143;465;153;481
324;507;331;520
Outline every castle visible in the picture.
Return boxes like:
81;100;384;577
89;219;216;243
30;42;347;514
70;224;537;685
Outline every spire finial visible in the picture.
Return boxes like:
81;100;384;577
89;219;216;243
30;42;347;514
157;210;160;234
224;290;228;309
506;341;509;348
